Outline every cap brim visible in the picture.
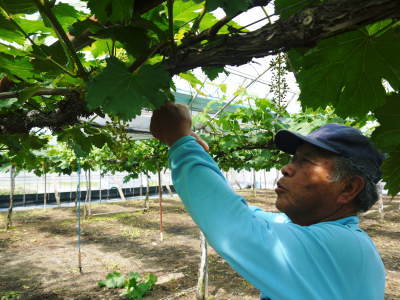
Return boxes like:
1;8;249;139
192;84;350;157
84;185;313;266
275;130;340;155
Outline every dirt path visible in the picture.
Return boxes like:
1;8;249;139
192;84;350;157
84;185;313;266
0;190;399;299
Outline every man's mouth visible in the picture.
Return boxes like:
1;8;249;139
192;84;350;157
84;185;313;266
275;181;288;193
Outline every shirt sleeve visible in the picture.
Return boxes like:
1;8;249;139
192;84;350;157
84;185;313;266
168;136;385;300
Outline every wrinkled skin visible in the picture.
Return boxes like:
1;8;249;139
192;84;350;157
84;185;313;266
276;144;364;225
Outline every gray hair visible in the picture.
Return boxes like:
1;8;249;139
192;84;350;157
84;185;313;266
330;156;378;212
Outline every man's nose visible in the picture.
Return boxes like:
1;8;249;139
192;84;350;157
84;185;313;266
281;163;295;177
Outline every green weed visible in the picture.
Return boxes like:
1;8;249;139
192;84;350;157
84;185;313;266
98;271;157;299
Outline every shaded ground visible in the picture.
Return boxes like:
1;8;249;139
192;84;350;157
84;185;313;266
0;189;399;299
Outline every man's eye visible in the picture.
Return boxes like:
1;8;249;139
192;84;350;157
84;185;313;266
292;155;309;164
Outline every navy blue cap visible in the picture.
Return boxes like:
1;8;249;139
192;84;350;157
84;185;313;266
275;123;384;183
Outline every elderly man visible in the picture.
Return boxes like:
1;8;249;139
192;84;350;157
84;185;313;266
150;102;385;300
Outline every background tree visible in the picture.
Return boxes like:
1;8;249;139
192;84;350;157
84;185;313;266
0;0;399;191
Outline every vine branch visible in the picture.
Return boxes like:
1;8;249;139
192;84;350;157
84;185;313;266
33;0;88;80
0;88;78;99
0;5;77;77
165;0;400;74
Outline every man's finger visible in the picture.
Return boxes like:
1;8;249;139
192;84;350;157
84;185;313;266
191;132;209;152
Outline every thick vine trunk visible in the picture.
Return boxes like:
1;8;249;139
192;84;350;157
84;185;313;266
144;175;150;210
273;169;281;188
234;176;242;190
196;231;208;300
36;176;39;203
140;173;143;197
43;172;47;209
377;182;384;221
55;174;61;207
166;0;400;74
264;171;267;189
158;169;163;242
99;172;102;203
253;169;257;198
5;165;16;230
84;170;89;219
87;169;92;216
22;172;26;206
112;176;126;201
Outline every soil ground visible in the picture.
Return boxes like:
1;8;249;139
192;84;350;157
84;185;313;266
0;189;399;300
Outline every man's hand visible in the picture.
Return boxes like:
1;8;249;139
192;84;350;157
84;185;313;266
150;102;209;151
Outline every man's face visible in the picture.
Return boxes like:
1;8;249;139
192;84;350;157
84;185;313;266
275;143;344;225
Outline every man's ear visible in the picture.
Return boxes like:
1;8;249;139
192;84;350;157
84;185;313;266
337;175;365;205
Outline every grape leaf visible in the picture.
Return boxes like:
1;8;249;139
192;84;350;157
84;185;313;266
0;14;25;44
202;66;227;81
1;0;37;14
52;3;85;32
205;0;251;17
371;93;400;152
179;71;202;88
95;25;150;58
366;19;394;36
291;28;400;117
69;19;102;37
381;149;400;195
86;57;172;120
275;0;318;19
0;43;26;57
87;0;134;24
0;53;35;81
31;43;69;75
174;0;204;22
0;98;18;110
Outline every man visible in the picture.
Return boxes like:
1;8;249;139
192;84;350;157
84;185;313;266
150;102;385;300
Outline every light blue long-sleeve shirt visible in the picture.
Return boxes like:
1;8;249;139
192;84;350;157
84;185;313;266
169;136;385;300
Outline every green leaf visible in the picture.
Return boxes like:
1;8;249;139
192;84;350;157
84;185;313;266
198;12;243;34
98;272;126;289
15;17;51;36
18;86;42;103
381;149;400;195
31;43;69;75
292;28;400;117
122;272;157;299
95;25;150;58
275;0;318;19
52;3;85;31
179;71;202;88
87;0;134;24
202;66;226;81
174;0;203;22
0;14;25;44
205;0;250;17
0;53;35;81
69;19;102;37
371;93;400;152
141;5;168;32
366;19;394;36
86;57;172;120
0;98;18;109
1;0;37;14
0;43;27;57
